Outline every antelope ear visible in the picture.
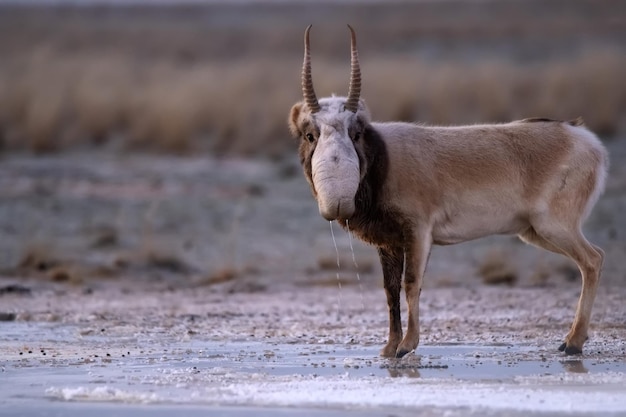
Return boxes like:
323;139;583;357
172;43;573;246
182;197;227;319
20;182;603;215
288;102;304;138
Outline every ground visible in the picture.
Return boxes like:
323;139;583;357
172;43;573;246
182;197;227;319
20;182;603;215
0;142;625;415
1;284;626;415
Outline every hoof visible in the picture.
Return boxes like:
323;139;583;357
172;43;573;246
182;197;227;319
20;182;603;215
564;345;583;355
395;348;411;358
558;342;583;355
380;344;399;358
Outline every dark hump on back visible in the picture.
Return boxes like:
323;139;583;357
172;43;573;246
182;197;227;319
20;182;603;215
520;117;584;126
520;117;561;124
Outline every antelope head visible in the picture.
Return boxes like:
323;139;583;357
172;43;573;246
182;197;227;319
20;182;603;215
289;25;371;221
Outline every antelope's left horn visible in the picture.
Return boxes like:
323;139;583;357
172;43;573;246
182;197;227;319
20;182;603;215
345;24;361;113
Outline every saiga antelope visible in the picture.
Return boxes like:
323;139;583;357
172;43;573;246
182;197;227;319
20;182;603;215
288;25;608;358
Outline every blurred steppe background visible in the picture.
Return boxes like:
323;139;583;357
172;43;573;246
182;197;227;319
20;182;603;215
2;0;626;154
0;0;625;292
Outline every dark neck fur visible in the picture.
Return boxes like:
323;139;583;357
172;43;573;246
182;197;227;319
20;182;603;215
338;125;410;249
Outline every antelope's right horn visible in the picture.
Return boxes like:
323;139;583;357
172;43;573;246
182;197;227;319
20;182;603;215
302;25;321;113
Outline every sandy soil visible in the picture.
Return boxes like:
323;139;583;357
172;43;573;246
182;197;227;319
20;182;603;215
2;282;626;355
0;142;624;290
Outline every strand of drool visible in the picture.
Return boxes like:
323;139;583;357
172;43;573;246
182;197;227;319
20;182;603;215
329;220;342;319
346;220;365;311
402;248;407;282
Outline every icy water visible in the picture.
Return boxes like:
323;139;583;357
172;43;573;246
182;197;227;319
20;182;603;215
2;322;626;416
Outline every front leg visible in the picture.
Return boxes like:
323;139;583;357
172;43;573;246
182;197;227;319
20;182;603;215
396;228;432;358
377;246;404;358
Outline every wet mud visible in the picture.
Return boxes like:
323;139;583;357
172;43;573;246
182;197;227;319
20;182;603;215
1;285;626;416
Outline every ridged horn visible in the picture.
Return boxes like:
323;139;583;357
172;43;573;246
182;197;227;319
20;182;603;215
345;24;361;113
302;25;320;113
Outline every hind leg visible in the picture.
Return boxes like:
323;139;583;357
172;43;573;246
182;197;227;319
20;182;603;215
559;241;604;354
527;222;604;355
519;227;565;256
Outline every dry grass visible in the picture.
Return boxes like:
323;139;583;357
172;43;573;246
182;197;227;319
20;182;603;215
528;258;557;287
0;56;300;155
477;249;518;286
365;52;626;135
17;245;63;274
196;267;239;286
0;1;624;155
316;253;374;274
12;245;84;284
1;52;624;156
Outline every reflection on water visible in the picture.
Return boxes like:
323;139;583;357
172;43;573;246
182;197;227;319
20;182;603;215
380;355;452;378
379;348;599;379
562;360;589;374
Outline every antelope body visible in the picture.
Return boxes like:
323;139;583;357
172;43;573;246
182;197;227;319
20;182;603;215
289;25;608;358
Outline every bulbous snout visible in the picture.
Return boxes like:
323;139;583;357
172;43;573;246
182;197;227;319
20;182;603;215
318;198;356;221
310;129;361;222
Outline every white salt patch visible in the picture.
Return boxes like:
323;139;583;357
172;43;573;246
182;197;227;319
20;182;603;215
515;371;626;385
196;376;626;414
46;386;159;403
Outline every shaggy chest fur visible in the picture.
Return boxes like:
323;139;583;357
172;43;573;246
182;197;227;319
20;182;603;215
333;126;411;249
337;205;407;249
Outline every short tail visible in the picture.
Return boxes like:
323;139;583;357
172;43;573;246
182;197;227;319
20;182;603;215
568;116;584;127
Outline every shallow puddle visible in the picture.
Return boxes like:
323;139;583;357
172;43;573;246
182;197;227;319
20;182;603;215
2;322;626;416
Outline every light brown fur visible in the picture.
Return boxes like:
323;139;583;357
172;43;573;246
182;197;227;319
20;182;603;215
372;119;607;356
291;100;608;357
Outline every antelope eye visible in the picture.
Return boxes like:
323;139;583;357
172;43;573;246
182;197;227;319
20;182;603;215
353;131;361;142
305;133;315;143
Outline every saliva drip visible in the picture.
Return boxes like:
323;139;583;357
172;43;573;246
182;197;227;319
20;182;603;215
329;220;342;319
345;219;365;311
